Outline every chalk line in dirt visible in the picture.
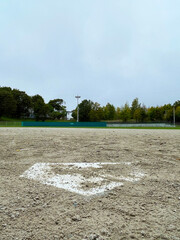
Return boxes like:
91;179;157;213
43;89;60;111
20;162;145;196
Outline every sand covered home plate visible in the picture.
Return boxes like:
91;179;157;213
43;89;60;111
20;162;145;196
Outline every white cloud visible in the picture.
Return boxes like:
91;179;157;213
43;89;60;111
0;0;180;109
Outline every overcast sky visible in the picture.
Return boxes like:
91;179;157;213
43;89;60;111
0;0;180;110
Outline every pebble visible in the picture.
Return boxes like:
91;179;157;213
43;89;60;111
100;228;109;236
72;215;81;221
167;225;176;231
107;220;114;225
59;233;64;238
15;208;25;212
15;212;20;217
53;235;60;240
130;213;136;217
141;231;146;236
0;207;7;210
130;235;136;239
89;234;99;240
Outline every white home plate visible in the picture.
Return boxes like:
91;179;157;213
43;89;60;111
20;162;145;196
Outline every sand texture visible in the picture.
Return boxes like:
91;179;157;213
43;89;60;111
0;128;180;240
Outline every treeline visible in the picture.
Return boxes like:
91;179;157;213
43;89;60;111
0;87;66;121
0;86;179;122
72;99;180;123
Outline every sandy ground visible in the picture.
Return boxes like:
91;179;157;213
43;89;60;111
0;128;180;240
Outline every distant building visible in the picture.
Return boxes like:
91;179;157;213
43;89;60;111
66;111;72;120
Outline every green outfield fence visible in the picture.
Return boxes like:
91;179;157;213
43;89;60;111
0;121;177;128
21;121;107;127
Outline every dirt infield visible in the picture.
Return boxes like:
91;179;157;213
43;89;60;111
0;128;180;240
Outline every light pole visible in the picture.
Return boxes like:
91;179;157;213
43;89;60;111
173;105;176;127
75;95;81;122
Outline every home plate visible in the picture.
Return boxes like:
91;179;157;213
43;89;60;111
20;162;145;196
